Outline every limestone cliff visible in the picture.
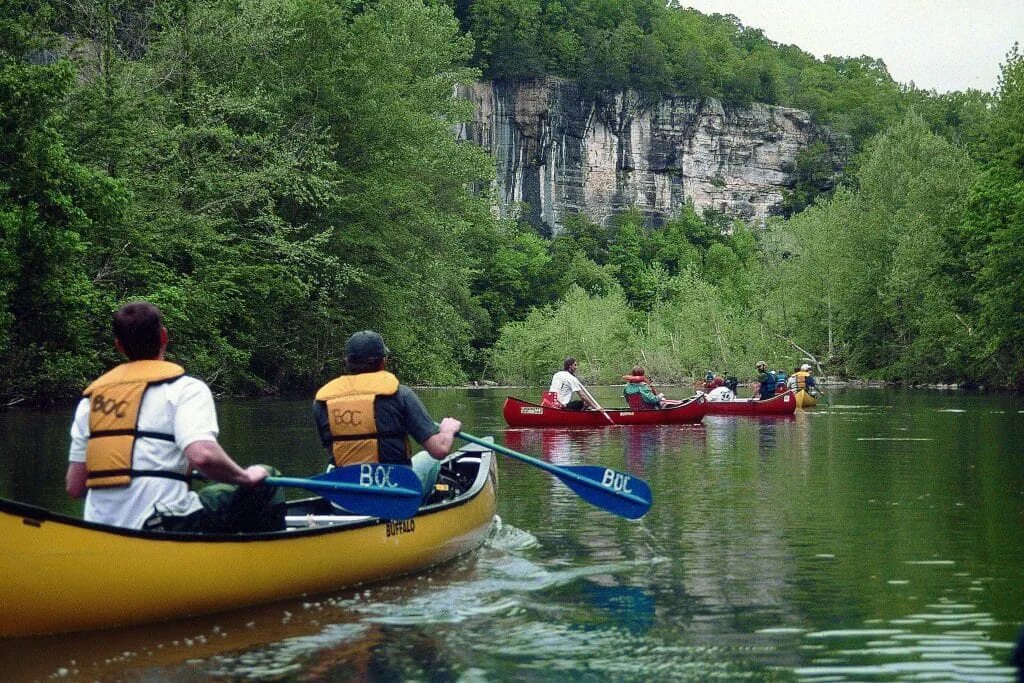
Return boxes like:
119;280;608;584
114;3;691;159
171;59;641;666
455;78;836;234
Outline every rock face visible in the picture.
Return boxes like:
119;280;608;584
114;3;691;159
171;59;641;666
455;78;833;234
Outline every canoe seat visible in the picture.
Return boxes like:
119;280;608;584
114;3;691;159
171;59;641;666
625;393;657;410
541;391;560;408
446;456;482;481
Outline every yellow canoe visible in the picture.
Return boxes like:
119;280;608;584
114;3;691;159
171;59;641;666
795;389;818;408
0;447;497;637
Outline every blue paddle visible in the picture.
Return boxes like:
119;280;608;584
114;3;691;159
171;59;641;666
265;464;423;520
454;430;652;520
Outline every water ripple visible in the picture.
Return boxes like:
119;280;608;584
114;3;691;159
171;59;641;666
796;613;1016;681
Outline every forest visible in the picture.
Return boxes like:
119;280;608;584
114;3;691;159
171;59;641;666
2;0;1023;403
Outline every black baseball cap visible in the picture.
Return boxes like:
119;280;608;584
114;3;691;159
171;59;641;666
345;330;389;360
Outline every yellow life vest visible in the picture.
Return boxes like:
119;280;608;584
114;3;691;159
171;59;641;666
794;371;812;390
82;360;186;488
315;371;405;467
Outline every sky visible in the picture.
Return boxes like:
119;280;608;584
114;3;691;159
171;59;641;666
682;0;1024;93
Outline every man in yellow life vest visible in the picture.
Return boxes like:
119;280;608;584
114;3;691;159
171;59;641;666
793;363;818;393
65;301;285;532
313;330;462;500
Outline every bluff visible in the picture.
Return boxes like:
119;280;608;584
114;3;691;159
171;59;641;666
456;78;836;234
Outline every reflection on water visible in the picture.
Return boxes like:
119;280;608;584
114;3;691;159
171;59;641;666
1;387;1022;681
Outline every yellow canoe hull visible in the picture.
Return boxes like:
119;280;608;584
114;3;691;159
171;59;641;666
795;389;817;408
0;451;496;637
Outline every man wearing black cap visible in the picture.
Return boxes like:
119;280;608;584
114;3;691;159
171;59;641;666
313;330;462;499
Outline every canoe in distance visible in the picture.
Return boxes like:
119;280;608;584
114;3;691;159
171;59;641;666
704;389;797;416
502;394;706;427
795;389;818;408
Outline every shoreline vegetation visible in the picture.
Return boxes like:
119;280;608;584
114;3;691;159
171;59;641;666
0;379;997;410
434;378;977;392
3;1;1024;405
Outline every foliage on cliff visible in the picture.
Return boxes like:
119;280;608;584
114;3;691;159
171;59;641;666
453;0;992;152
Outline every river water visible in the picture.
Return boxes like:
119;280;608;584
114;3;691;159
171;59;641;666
1;386;1022;681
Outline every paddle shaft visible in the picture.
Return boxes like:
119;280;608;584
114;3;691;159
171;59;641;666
264;476;420;499
193;465;423;519
579;385;616;425
191;470;421;500
455;430;649;508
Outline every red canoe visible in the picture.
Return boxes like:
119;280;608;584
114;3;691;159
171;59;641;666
704;389;797;415
502;395;707;427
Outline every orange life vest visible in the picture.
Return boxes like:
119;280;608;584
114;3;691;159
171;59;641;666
794;371;812;390
82;360;186;488
315;371;406;467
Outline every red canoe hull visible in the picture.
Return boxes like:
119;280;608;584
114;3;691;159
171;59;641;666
704;389;797;415
502;395;707;427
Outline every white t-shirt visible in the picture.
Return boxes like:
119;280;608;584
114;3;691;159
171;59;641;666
69;375;219;529
707;386;736;402
549;370;584;406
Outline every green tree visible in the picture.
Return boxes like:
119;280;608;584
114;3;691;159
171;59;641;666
470;0;544;79
789;112;977;380
473;221;553;334
57;0;499;391
958;47;1024;386
780;141;839;216
0;1;127;400
490;284;634;384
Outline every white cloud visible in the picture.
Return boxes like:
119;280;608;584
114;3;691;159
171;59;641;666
682;0;1024;92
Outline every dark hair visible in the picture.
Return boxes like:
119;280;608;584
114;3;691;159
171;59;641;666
345;355;385;373
631;366;645;376
563;357;576;372
113;302;164;360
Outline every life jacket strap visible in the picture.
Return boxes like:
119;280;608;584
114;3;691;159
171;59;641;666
330;430;404;442
89;429;176;441
86;468;191;483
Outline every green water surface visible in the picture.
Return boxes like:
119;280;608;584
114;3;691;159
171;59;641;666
1;386;1021;681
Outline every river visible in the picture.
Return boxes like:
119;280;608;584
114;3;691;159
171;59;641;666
1;386;1022;681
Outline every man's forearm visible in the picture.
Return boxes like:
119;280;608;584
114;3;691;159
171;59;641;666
185;440;251;485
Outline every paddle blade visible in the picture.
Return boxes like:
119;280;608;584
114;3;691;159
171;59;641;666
555;465;652;520
269;464;422;519
455;429;654;520
315;464;422;519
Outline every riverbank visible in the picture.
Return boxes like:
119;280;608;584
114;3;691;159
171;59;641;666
448;377;1005;394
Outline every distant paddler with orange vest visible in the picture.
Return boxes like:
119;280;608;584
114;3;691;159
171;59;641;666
65;301;285;532
793;363;818;393
622;366;685;409
313;330;462;500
